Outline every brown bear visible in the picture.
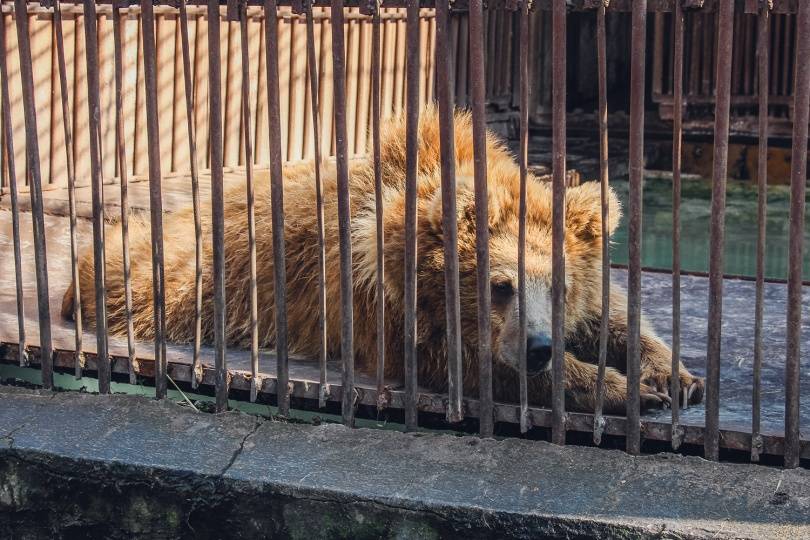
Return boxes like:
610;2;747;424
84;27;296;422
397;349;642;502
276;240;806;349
63;107;704;414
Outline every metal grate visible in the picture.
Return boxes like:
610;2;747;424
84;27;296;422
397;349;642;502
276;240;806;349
0;0;807;468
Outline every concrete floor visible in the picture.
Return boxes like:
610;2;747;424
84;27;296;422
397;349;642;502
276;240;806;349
1;386;809;539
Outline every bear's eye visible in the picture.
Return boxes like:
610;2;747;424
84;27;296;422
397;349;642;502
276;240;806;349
491;280;515;300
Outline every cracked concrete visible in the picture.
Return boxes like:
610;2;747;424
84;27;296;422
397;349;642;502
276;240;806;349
219;417;264;477
0;385;809;539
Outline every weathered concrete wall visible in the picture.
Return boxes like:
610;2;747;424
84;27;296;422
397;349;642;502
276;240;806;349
1;385;809;539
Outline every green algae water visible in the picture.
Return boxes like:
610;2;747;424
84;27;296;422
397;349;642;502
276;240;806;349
610;176;810;280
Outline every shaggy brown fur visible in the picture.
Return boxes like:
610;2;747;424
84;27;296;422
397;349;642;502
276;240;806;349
63;107;704;414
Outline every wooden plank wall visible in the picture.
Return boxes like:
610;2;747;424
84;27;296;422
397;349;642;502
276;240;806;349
0;4;534;190
0;5;438;188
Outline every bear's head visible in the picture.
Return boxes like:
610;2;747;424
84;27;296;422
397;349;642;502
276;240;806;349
420;169;621;377
362;107;621;379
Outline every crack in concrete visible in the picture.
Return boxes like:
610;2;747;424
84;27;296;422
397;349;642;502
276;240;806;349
1;423;28;448
219;417;264;477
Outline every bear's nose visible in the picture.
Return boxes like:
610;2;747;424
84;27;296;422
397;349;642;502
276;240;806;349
526;333;552;374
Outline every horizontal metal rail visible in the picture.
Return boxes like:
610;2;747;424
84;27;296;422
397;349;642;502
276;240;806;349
1;344;806;460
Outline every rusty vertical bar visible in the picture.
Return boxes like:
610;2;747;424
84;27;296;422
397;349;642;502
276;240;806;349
435;0;463;424
264;0;290;416
626;0;647;455
754;5;771;434
13;0;52;388
403;0;421;432
669;0;684;450
705;0;734;462
141;0;168;399
238;0;260;402
517;0;530;434
592;2;610;446
469;0;493;438
112;0;137;385
784;0;810;470
0;17;25;368
330;0;356;427
83;0;110;394
751;0;770;464
304;0;329;408
209;0;228;411
367;0;386;411
179;0;204;390
550;0;567;445
53;0;83;376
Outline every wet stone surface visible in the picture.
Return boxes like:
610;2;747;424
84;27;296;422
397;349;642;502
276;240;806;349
622;269;810;434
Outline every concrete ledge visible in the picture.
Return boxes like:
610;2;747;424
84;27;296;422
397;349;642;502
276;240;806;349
0;386;808;539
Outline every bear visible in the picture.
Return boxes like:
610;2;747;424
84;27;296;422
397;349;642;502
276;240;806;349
62;107;704;414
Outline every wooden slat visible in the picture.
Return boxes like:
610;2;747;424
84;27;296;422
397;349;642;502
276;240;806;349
344;9;359;155
288;16;307;161
193;13;210;170
131;15;147;176
171;19;185;172
97;14;116;180
302;10;321;160
49;14;65;184
5;13;26;186
29;14;52;185
278;14;290;160
253;15;268;165
248;10;262;164
122;12;139;178
0;7;436;187
354;14;371;156
392;14;405;115
379;10;394;117
72;12;90;183
319;11;334;156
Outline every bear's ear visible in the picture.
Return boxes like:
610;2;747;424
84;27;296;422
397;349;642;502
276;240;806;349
564;182;621;243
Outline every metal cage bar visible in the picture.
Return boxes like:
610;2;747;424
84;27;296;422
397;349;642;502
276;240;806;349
329;0;357;427
369;0;386;412
592;1;610;446
13;0;53;388
263;0;291;417
178;0;205;390
550;0;566;446
517;0;529;434
434;0;464;425
112;0;138;386
238;0;261;403
141;0;168;400
303;0;330;409
0;14;26;369
469;0;493;438
626;0;647;456
783;0;810;470
53;0;83;377
670;0;684;449
83;0;110;394
751;0;770;464
208;0;229;411
705;0;735;462
403;0;420;432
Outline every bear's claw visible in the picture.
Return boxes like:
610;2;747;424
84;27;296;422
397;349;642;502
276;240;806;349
641;370;705;409
640;386;672;411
